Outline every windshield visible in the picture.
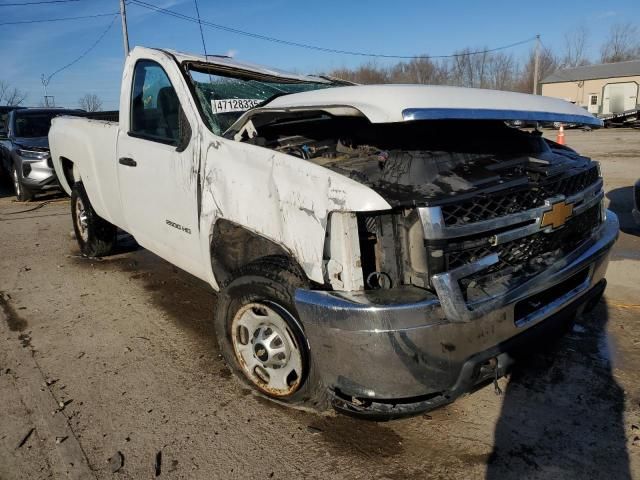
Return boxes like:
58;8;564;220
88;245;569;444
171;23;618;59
187;67;335;135
14;111;74;138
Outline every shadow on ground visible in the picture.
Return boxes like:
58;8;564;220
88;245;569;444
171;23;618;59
0;175;66;202
0;177;14;198
487;300;630;479
607;186;639;236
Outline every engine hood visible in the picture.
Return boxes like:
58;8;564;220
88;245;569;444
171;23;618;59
230;84;602;131
14;136;49;150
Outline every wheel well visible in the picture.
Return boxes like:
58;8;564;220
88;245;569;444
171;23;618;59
60;157;75;188
210;219;306;287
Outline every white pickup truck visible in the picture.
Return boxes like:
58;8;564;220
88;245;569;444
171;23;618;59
50;47;618;418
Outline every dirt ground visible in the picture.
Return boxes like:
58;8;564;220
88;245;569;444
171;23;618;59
0;128;639;480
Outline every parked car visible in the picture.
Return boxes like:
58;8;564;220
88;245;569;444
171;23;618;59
633;179;640;224
0;106;25;179
0;105;25;129
0;108;83;201
49;47;617;419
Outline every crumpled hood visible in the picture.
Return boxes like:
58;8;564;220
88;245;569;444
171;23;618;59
260;84;602;126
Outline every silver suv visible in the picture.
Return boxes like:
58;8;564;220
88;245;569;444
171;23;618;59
0;108;83;201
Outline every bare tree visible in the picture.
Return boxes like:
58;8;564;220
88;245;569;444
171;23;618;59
323;23;640;95
78;93;103;112
389;57;449;84
600;22;640;63
0;80;28;106
485;52;518;90
562;25;591;67
514;46;557;94
328;62;390;84
449;48;498;89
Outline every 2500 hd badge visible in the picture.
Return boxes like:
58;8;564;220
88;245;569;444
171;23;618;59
166;219;191;234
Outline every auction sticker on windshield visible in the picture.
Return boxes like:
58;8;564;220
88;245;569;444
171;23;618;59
212;98;262;113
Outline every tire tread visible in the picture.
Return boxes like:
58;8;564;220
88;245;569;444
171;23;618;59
71;182;116;257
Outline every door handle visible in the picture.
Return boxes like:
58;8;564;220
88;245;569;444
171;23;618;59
119;157;137;167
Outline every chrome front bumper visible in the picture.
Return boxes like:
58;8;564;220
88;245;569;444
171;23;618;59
295;212;619;416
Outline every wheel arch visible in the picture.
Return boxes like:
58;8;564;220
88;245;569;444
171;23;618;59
209;218;309;288
55;156;78;196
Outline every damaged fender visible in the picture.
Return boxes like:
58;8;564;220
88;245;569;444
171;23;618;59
199;134;390;289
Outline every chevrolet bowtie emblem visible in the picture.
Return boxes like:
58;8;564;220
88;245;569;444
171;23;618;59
541;201;574;229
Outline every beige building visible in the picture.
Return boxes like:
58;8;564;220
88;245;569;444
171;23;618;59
541;60;640;116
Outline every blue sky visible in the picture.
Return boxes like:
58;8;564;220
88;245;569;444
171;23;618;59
1;0;639;109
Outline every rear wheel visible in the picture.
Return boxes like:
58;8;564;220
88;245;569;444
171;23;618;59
71;182;116;257
215;256;328;410
12;165;32;202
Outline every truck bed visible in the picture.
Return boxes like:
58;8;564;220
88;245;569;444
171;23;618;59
82;110;119;123
49;115;123;226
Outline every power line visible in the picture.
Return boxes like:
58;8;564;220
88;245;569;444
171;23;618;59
128;0;537;60
192;0;209;58
0;0;83;6
43;14;119;84
0;11;117;25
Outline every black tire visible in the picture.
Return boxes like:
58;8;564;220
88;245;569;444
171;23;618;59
215;255;328;411
71;182;116;257
12;164;32;202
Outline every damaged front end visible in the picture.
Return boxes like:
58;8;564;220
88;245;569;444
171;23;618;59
228;110;617;417
179;55;616;417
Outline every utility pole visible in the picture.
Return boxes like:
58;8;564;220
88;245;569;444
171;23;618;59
533;34;540;95
119;0;130;57
40;74;53;107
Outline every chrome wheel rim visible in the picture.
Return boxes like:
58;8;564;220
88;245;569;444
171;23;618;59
231;302;304;397
75;196;89;242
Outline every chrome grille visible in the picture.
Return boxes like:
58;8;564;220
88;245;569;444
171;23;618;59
446;203;601;277
441;165;600;226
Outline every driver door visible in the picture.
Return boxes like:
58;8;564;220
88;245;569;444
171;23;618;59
116;59;204;279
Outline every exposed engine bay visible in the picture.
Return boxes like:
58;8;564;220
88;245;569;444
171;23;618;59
237;113;602;293
238;114;592;206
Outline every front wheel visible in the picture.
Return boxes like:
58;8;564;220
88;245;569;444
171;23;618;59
12;164;32;202
71;182;116;257
215;256;328;410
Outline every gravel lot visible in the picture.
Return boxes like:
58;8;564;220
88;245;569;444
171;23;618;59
1;128;639;479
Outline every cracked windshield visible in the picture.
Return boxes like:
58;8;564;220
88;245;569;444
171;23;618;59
188;67;334;135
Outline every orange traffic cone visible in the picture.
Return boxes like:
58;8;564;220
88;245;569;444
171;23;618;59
556;123;565;145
